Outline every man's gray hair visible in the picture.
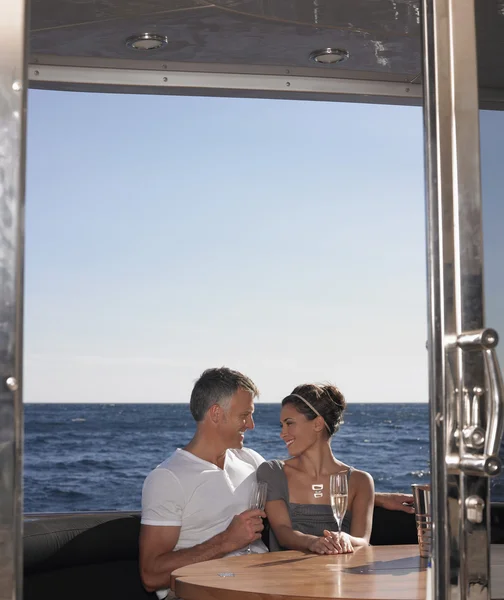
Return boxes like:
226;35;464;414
190;367;259;422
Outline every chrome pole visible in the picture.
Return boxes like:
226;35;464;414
422;0;504;599
0;0;28;599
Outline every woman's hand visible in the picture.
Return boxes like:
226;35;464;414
307;534;339;555
307;531;354;554
323;530;354;554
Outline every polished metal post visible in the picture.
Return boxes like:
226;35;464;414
0;0;28;599
422;0;504;599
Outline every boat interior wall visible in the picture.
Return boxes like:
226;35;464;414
22;507;414;600
22;506;504;600
26;1;504;107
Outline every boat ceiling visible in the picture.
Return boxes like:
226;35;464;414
28;0;504;106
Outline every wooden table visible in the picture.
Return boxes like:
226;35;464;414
172;544;504;600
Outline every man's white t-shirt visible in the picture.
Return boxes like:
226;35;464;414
141;447;268;598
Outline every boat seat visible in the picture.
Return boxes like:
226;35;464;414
23;503;504;600
24;513;156;600
370;502;504;546
370;506;417;545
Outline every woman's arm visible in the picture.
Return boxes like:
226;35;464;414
265;499;339;555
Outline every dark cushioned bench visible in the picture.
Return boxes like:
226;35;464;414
24;513;157;600
23;504;504;600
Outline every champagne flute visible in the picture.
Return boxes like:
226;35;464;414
330;472;348;538
246;481;267;554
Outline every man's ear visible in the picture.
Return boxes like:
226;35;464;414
208;403;221;424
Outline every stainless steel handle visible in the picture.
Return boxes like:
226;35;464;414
462;388;485;450
457;328;498;350
483;346;504;459
456;328;504;476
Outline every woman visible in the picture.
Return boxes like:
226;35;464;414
257;383;374;555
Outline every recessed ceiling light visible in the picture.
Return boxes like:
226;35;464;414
309;48;349;65
125;33;169;51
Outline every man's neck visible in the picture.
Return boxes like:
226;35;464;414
183;431;228;469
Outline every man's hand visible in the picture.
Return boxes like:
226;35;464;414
375;492;415;514
223;509;265;551
308;534;339;555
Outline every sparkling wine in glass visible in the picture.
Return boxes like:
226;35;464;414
246;481;267;554
330;472;348;535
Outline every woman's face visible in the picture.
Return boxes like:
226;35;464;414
279;403;320;456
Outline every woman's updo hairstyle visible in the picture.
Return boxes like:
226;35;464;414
281;383;346;436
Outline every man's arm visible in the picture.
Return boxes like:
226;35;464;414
374;492;415;514
139;509;265;593
139;525;232;592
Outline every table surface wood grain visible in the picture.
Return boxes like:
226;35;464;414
172;544;504;600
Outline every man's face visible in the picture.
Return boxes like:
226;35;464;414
218;388;255;449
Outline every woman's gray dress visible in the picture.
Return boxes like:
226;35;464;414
256;459;353;552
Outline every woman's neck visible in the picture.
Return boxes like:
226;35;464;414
295;442;342;478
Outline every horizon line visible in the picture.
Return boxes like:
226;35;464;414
23;400;429;405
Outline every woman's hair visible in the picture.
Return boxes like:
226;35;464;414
281;383;346;436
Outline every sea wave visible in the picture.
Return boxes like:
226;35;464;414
23;402;504;512
410;469;431;478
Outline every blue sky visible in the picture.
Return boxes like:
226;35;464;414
23;91;504;403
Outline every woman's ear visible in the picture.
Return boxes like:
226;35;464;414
314;416;325;433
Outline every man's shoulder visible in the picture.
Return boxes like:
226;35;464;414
229;447;265;468
142;449;203;500
144;449;190;483
157;448;188;469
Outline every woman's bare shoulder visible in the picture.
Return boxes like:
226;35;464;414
350;468;374;489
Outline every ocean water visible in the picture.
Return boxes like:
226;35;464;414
23;402;504;513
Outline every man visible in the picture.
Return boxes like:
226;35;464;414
139;367;413;599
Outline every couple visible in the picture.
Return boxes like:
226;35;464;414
139;367;413;599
